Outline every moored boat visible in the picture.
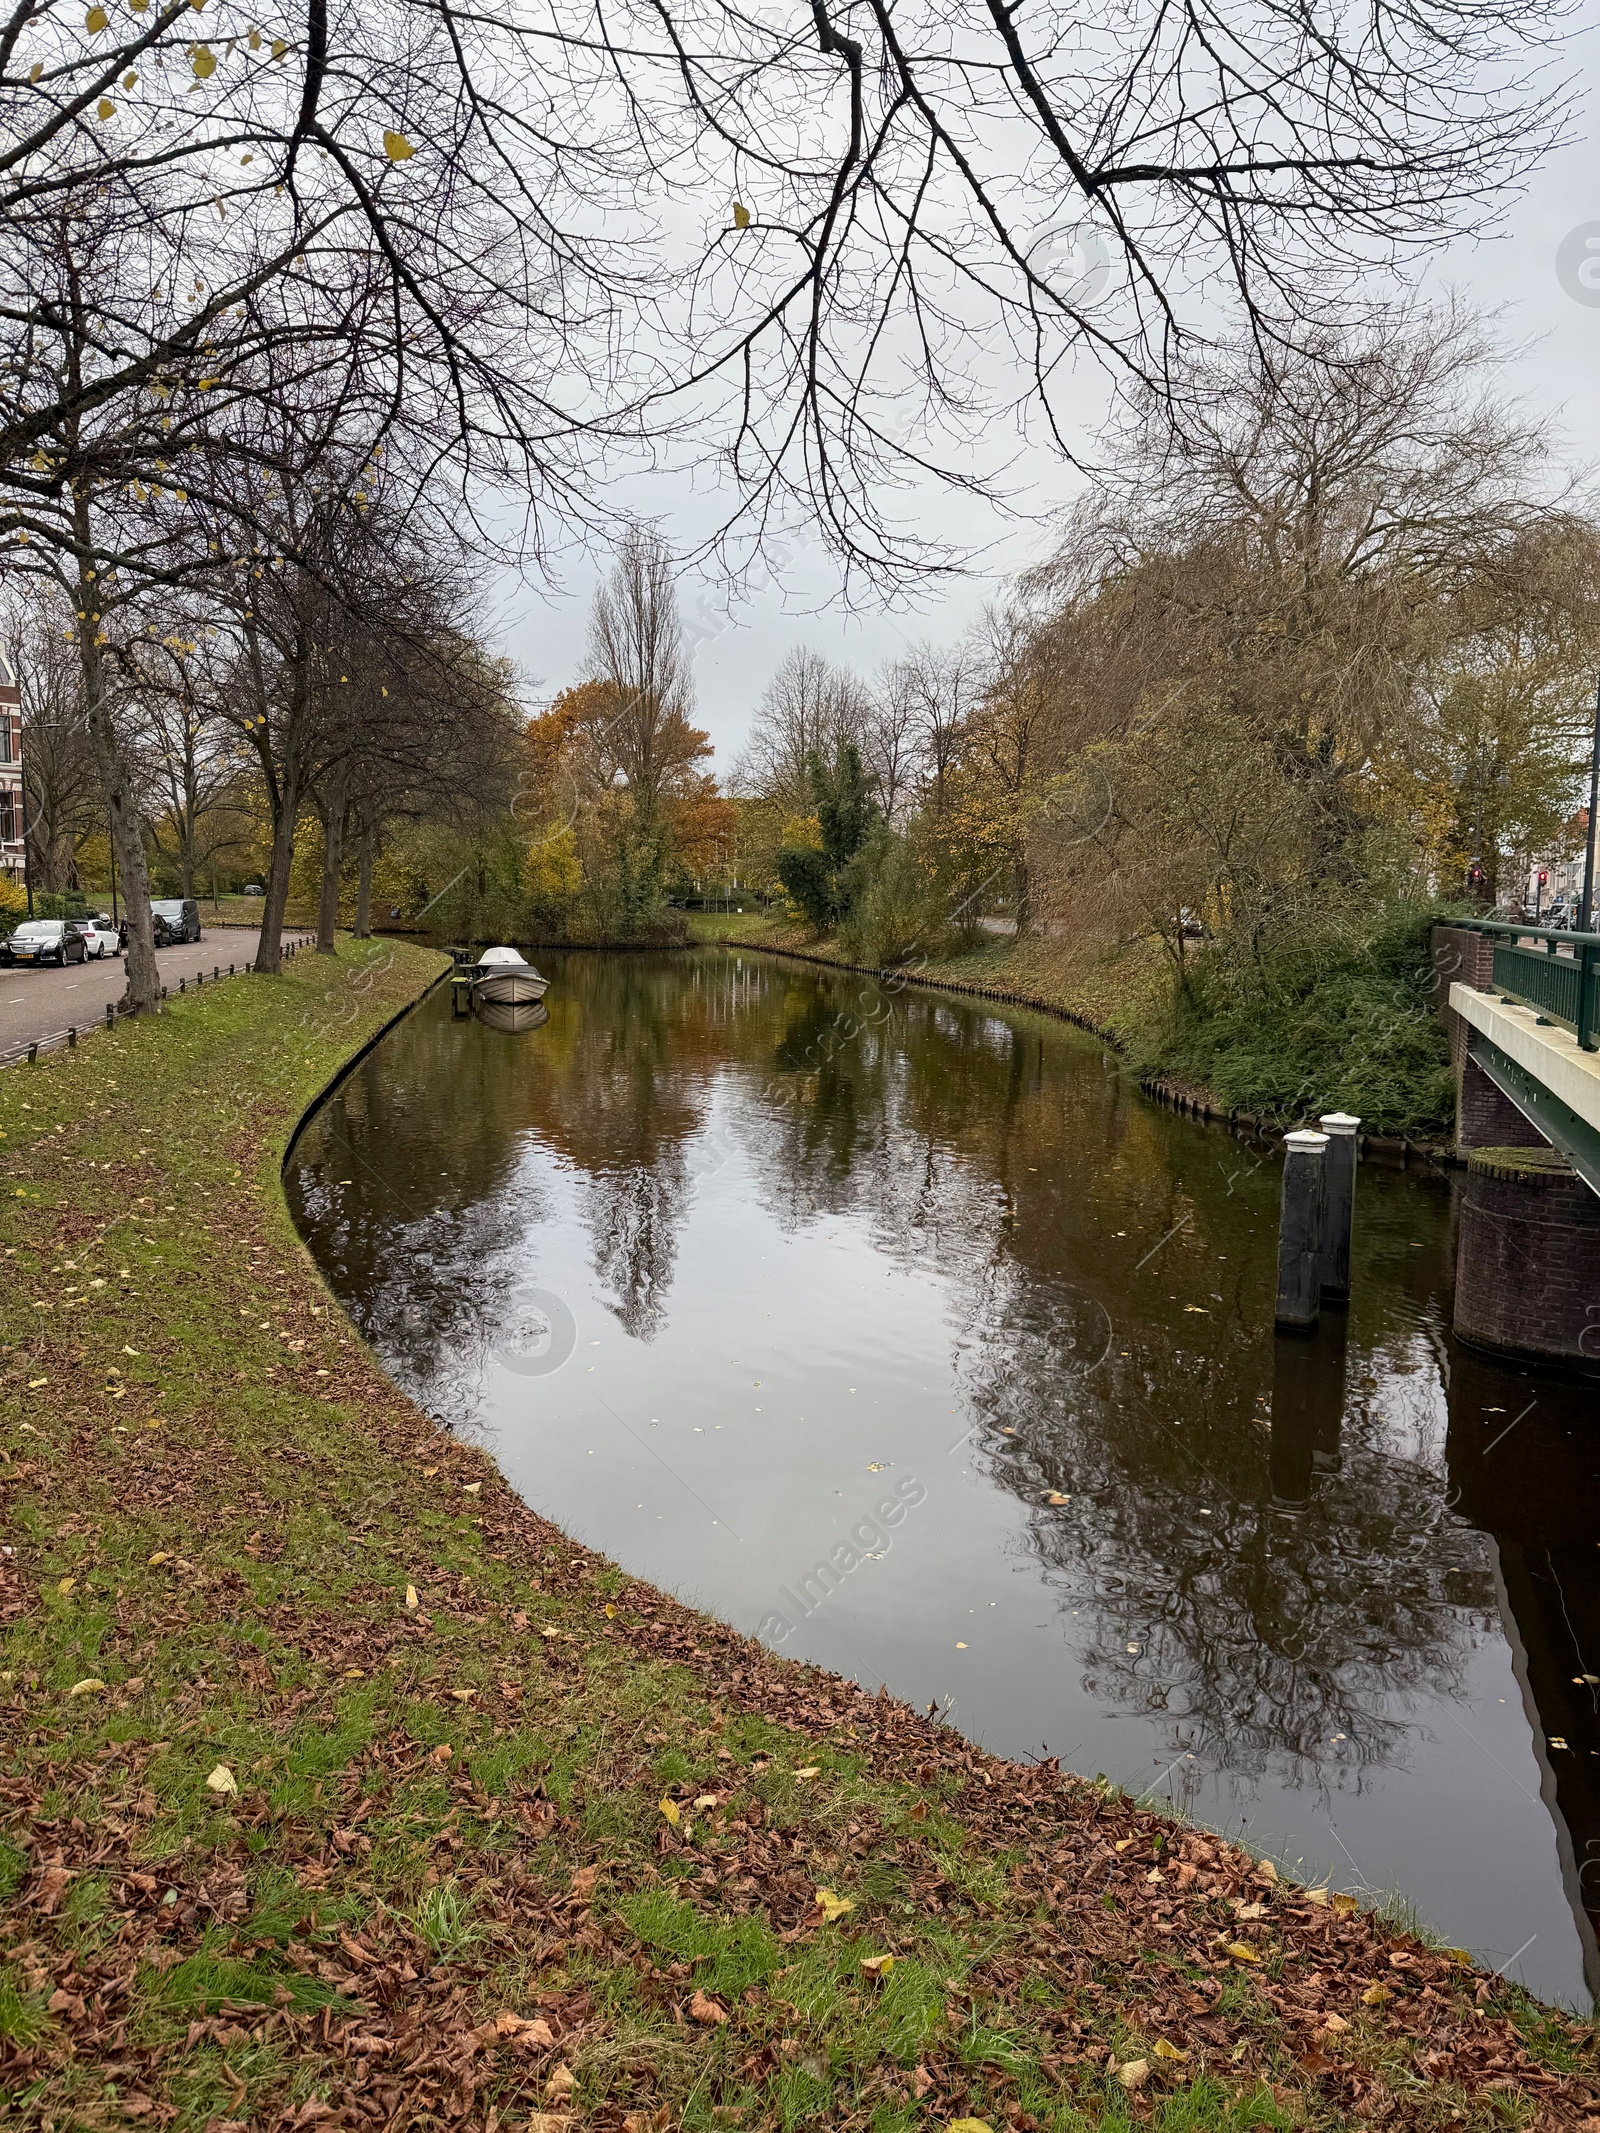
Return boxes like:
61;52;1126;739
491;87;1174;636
471;945;549;1005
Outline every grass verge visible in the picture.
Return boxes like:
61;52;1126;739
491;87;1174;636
1;939;1590;2133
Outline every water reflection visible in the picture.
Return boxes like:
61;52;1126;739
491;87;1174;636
287;949;1599;2005
1269;1317;1347;1510
1447;1351;1600;1997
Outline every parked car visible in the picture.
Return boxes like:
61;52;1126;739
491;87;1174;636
1;919;89;967
242;882;264;896
150;897;202;945
68;918;119;959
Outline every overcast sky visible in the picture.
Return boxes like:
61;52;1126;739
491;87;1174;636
495;12;1600;775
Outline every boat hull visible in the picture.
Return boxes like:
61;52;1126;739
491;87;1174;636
472;967;548;1005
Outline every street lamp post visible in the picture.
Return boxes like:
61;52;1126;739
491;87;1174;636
18;754;32;917
1581;677;1600;935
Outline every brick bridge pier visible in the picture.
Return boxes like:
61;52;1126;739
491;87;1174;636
1434;922;1600;1375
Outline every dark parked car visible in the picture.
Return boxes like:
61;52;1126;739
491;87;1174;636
2;919;88;967
150;898;202;946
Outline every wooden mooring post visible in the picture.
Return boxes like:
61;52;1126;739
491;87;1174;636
1317;1113;1360;1306
1275;1129;1329;1332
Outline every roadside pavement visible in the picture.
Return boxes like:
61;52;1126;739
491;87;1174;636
0;927;315;1064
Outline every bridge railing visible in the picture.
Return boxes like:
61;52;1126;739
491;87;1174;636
1461;919;1600;1054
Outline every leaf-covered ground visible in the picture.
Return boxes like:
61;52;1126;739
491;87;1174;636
1;939;1594;2133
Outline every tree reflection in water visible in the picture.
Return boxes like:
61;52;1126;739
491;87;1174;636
288;947;1598;1993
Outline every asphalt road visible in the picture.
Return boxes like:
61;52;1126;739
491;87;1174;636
0;926;315;1062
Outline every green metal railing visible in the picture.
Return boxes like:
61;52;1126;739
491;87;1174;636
1464;920;1600;1053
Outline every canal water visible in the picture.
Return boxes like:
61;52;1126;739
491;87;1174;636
285;948;1600;2008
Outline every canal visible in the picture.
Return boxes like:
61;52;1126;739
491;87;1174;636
285;947;1600;2008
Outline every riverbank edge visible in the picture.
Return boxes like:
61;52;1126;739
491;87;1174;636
6;942;1591;2131
689;920;1465;1175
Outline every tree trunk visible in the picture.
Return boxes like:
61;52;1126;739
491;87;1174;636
73;566;160;1013
354;832;375;939
317;801;344;954
255;781;300;974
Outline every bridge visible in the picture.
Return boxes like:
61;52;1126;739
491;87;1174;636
1435;921;1600;1373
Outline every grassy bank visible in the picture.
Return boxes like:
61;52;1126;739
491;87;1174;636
2;941;1590;2133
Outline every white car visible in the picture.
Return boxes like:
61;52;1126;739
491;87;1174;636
72;920;120;959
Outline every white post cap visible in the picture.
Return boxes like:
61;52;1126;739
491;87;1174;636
1319;1112;1360;1133
1283;1130;1330;1153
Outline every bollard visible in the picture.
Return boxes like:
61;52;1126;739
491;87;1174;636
1275;1129;1329;1332
104;1003;113;1029
214;965;219;981
179;978;185;993
27;1043;37;1064
1317;1113;1360;1304
68;1028;76;1049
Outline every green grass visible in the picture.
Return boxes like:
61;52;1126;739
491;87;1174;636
0;938;1587;2133
1144;905;1457;1135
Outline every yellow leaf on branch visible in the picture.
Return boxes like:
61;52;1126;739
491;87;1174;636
85;5;109;29
732;201;751;228
96;97;115;118
383;129;415;161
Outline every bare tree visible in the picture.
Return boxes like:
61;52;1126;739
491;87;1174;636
586;528;707;825
3;0;1573;588
894;643;981;814
4;590;104;893
1020;307;1595;975
732;646;868;816
859;662;923;825
130;650;253;898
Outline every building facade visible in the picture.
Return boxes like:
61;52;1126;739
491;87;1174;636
0;651;21;886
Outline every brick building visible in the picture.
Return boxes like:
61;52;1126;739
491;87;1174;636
0;650;21;885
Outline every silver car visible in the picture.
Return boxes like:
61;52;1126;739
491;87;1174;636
69;919;119;959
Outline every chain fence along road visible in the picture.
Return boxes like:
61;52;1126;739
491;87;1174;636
0;928;316;1066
